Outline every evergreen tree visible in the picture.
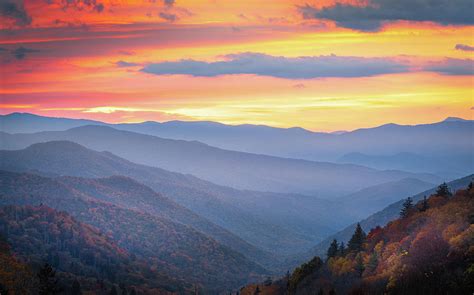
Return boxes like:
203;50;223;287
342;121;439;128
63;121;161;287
354;253;365;277
71;279;81;295
254;286;260;294
366;252;378;272
37;263;60;295
338;242;345;256
468;181;473;191
317;287;324;295
419;196;429;212
109;286;118;295
328;288;336;295
119;283;127;295
326;239;339;259
0;282;8;295
129;288;136;295
347;223;366;252
400;197;413;218
436;182;451;197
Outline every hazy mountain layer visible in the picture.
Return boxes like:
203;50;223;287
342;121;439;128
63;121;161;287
1;113;471;177
0;125;441;197
0;141;327;256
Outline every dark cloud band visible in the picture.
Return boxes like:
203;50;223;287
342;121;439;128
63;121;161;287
0;0;31;26
298;0;474;31
455;44;474;52
424;58;474;76
141;53;409;79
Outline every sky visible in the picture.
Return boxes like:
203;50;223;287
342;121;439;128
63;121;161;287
0;0;473;131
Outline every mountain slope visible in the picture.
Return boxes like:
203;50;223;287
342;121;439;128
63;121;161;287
336;177;435;220
0;112;105;133
0;205;186;294
0;141;317;257
57;175;277;265
242;184;474;295
296;174;473;265
0;125;441;197
0;171;268;292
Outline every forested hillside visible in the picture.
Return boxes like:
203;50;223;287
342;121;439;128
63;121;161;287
0;171;267;293
0;205;186;294
241;183;474;294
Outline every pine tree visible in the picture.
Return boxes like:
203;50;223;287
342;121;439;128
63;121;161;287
436;182;451;197
109;286;118;295
419;195;429;212
0;282;8;295
328;288;336;295
338;242;345;256
254;286;260;294
354;253;365;277
71;279;81;295
468;181;473;191
400;197;413;218
347;223;366;252
326;239;339;259
37;263;60;295
119;283;127;295
317;287;324;295
366;252;378;272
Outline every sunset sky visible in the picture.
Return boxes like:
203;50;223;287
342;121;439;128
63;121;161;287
0;0;473;131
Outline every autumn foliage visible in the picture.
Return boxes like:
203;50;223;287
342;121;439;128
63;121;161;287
242;184;474;295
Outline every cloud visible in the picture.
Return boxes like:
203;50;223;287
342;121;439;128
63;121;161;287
11;46;40;60
455;44;474;52
293;83;306;88
424;58;474;76
163;0;175;7
115;60;139;67
49;0;105;13
158;12;177;22
298;0;474;31
141;53;409;79
0;0;32;26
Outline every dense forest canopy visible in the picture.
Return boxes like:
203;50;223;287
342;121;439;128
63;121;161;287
241;183;474;295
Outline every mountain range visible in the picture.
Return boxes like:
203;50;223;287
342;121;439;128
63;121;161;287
0;123;442;198
1;113;472;178
0;112;472;293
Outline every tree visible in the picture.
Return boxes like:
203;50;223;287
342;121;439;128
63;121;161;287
109;286;118;295
0;282;8;295
419;196;429;212
366;252;378;273
468;181;473;191
37;263;60;295
318;287;324;295
328;288;336;295
400;197;413;218
348;223;366;252
436;183;451;197
354;253;365;277
71;279;81;295
254;286;260;294
119;283;127;295
327;239;339;259
338;242;345;256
